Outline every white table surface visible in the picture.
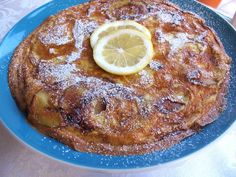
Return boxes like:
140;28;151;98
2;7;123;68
0;1;236;177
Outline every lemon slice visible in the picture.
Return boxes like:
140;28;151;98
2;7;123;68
90;20;152;48
93;29;154;75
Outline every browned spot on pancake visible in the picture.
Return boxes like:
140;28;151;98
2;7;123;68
156;97;185;114
32;41;76;60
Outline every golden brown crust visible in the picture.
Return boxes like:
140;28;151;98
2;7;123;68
9;0;231;155
8;39;29;112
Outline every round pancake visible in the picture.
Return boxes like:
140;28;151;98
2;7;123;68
9;0;231;155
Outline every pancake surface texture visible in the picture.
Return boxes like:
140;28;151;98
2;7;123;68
9;0;231;155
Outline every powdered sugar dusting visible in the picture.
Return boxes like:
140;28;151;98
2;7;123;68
66;51;82;63
81;82;135;106
38;61;137;95
139;70;154;86
38;62;77;83
164;74;173;81
168;33;191;52
67;20;98;62
156;29;207;55
156;29;165;43
159;31;191;53
149;61;163;71
39;24;72;45
156;9;184;25
119;13;149;21
38;61;109;89
196;31;208;42
87;5;96;17
49;48;57;54
73;20;98;49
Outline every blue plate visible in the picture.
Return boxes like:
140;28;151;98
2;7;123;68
0;0;236;171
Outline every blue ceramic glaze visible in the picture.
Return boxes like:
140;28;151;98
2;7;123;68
0;0;235;170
